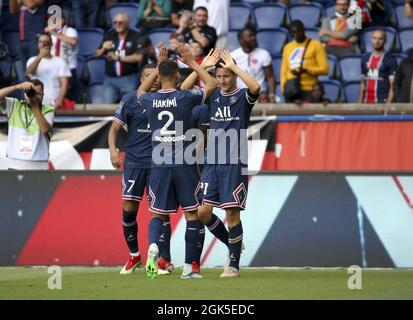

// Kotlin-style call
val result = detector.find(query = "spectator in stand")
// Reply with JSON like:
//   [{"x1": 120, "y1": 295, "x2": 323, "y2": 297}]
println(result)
[
  {"x1": 170, "y1": 0, "x2": 194, "y2": 28},
  {"x1": 305, "y1": 82, "x2": 332, "y2": 104},
  {"x1": 406, "y1": 0, "x2": 413, "y2": 17},
  {"x1": 281, "y1": 20, "x2": 328, "y2": 103},
  {"x1": 358, "y1": 29, "x2": 397, "y2": 104},
  {"x1": 95, "y1": 13, "x2": 152, "y2": 103},
  {"x1": 45, "y1": 12, "x2": 78, "y2": 103},
  {"x1": 176, "y1": 6, "x2": 217, "y2": 55},
  {"x1": 193, "y1": 0, "x2": 229, "y2": 49},
  {"x1": 9, "y1": 0, "x2": 48, "y2": 70},
  {"x1": 319, "y1": 0, "x2": 359, "y2": 57},
  {"x1": 71, "y1": 0, "x2": 102, "y2": 28},
  {"x1": 394, "y1": 49, "x2": 413, "y2": 102},
  {"x1": 137, "y1": 0, "x2": 172, "y2": 30},
  {"x1": 231, "y1": 27, "x2": 276, "y2": 103},
  {"x1": 26, "y1": 33, "x2": 71, "y2": 108}
]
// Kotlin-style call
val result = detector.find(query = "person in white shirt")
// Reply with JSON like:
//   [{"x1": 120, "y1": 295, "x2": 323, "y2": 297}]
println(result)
[
  {"x1": 231, "y1": 27, "x2": 276, "y2": 103},
  {"x1": 26, "y1": 33, "x2": 71, "y2": 108},
  {"x1": 45, "y1": 12, "x2": 78, "y2": 101},
  {"x1": 193, "y1": 0, "x2": 229, "y2": 49}
]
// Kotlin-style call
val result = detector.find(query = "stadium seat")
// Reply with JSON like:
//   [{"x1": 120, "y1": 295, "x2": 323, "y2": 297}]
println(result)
[
  {"x1": 320, "y1": 54, "x2": 337, "y2": 80},
  {"x1": 0, "y1": 4, "x2": 19, "y2": 31},
  {"x1": 360, "y1": 27, "x2": 397, "y2": 53},
  {"x1": 256, "y1": 28, "x2": 288, "y2": 56},
  {"x1": 338, "y1": 54, "x2": 362, "y2": 82},
  {"x1": 0, "y1": 57, "x2": 17, "y2": 85},
  {"x1": 14, "y1": 59, "x2": 26, "y2": 83},
  {"x1": 319, "y1": 79, "x2": 341, "y2": 102},
  {"x1": 77, "y1": 28, "x2": 104, "y2": 59},
  {"x1": 271, "y1": 54, "x2": 283, "y2": 84},
  {"x1": 83, "y1": 58, "x2": 106, "y2": 85},
  {"x1": 288, "y1": 3, "x2": 324, "y2": 28},
  {"x1": 306, "y1": 28, "x2": 321, "y2": 41},
  {"x1": 392, "y1": 53, "x2": 408, "y2": 66},
  {"x1": 228, "y1": 30, "x2": 240, "y2": 51},
  {"x1": 2, "y1": 31, "x2": 21, "y2": 59},
  {"x1": 229, "y1": 4, "x2": 251, "y2": 30},
  {"x1": 395, "y1": 5, "x2": 413, "y2": 29},
  {"x1": 398, "y1": 28, "x2": 413, "y2": 53},
  {"x1": 343, "y1": 81, "x2": 361, "y2": 103},
  {"x1": 147, "y1": 28, "x2": 177, "y2": 46},
  {"x1": 108, "y1": 3, "x2": 140, "y2": 29},
  {"x1": 324, "y1": 5, "x2": 335, "y2": 18},
  {"x1": 252, "y1": 3, "x2": 286, "y2": 30},
  {"x1": 240, "y1": 0, "x2": 262, "y2": 4},
  {"x1": 88, "y1": 84, "x2": 106, "y2": 103}
]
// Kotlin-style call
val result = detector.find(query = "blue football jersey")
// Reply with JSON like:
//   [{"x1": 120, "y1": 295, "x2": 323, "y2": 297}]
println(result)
[
  {"x1": 113, "y1": 92, "x2": 152, "y2": 168},
  {"x1": 206, "y1": 87, "x2": 257, "y2": 165},
  {"x1": 138, "y1": 88, "x2": 205, "y2": 167},
  {"x1": 191, "y1": 104, "x2": 210, "y2": 128}
]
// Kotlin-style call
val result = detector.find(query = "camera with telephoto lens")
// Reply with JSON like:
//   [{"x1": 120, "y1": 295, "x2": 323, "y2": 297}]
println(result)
[{"x1": 25, "y1": 87, "x2": 37, "y2": 98}]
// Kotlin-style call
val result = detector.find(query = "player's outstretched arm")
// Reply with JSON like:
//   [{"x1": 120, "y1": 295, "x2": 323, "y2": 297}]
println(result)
[
  {"x1": 137, "y1": 46, "x2": 169, "y2": 97},
  {"x1": 220, "y1": 50, "x2": 261, "y2": 95},
  {"x1": 108, "y1": 121, "x2": 123, "y2": 168},
  {"x1": 177, "y1": 43, "x2": 216, "y2": 97},
  {"x1": 180, "y1": 48, "x2": 220, "y2": 90}
]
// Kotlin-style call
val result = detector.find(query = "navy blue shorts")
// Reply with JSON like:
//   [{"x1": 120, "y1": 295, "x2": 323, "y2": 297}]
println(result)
[
  {"x1": 148, "y1": 165, "x2": 202, "y2": 214},
  {"x1": 200, "y1": 164, "x2": 248, "y2": 210},
  {"x1": 122, "y1": 167, "x2": 151, "y2": 202}
]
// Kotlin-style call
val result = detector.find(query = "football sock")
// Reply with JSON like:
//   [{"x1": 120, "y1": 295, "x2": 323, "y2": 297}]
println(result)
[
  {"x1": 159, "y1": 221, "x2": 171, "y2": 262},
  {"x1": 185, "y1": 221, "x2": 200, "y2": 264},
  {"x1": 205, "y1": 213, "x2": 229, "y2": 248},
  {"x1": 122, "y1": 209, "x2": 138, "y2": 255},
  {"x1": 148, "y1": 216, "x2": 163, "y2": 248},
  {"x1": 196, "y1": 223, "x2": 206, "y2": 264},
  {"x1": 228, "y1": 222, "x2": 243, "y2": 270}
]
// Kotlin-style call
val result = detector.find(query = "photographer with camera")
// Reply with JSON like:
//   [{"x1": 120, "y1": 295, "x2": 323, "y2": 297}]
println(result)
[
  {"x1": 0, "y1": 79, "x2": 55, "y2": 170},
  {"x1": 26, "y1": 33, "x2": 71, "y2": 109},
  {"x1": 95, "y1": 13, "x2": 154, "y2": 104}
]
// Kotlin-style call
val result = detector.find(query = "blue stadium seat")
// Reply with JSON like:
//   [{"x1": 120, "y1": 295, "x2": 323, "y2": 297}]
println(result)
[
  {"x1": 147, "y1": 28, "x2": 177, "y2": 46},
  {"x1": 398, "y1": 28, "x2": 413, "y2": 52},
  {"x1": 288, "y1": 3, "x2": 324, "y2": 28},
  {"x1": 306, "y1": 28, "x2": 320, "y2": 41},
  {"x1": 229, "y1": 4, "x2": 251, "y2": 30},
  {"x1": 338, "y1": 54, "x2": 362, "y2": 82},
  {"x1": 343, "y1": 81, "x2": 361, "y2": 103},
  {"x1": 228, "y1": 30, "x2": 240, "y2": 51},
  {"x1": 320, "y1": 54, "x2": 337, "y2": 80},
  {"x1": 324, "y1": 5, "x2": 335, "y2": 18},
  {"x1": 256, "y1": 28, "x2": 288, "y2": 56},
  {"x1": 84, "y1": 58, "x2": 106, "y2": 85},
  {"x1": 0, "y1": 4, "x2": 19, "y2": 31},
  {"x1": 395, "y1": 5, "x2": 413, "y2": 29},
  {"x1": 108, "y1": 3, "x2": 140, "y2": 29},
  {"x1": 88, "y1": 84, "x2": 106, "y2": 103},
  {"x1": 360, "y1": 27, "x2": 397, "y2": 53},
  {"x1": 240, "y1": 0, "x2": 262, "y2": 4},
  {"x1": 77, "y1": 28, "x2": 104, "y2": 59},
  {"x1": 0, "y1": 57, "x2": 17, "y2": 85},
  {"x1": 2, "y1": 31, "x2": 21, "y2": 59},
  {"x1": 320, "y1": 79, "x2": 341, "y2": 102},
  {"x1": 392, "y1": 53, "x2": 408, "y2": 65},
  {"x1": 271, "y1": 54, "x2": 283, "y2": 83},
  {"x1": 14, "y1": 59, "x2": 26, "y2": 83},
  {"x1": 252, "y1": 4, "x2": 286, "y2": 30}
]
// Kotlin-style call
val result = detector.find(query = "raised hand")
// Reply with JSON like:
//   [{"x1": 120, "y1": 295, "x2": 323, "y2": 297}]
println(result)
[
  {"x1": 219, "y1": 50, "x2": 236, "y2": 70},
  {"x1": 18, "y1": 82, "x2": 35, "y2": 91},
  {"x1": 176, "y1": 42, "x2": 194, "y2": 65},
  {"x1": 201, "y1": 48, "x2": 221, "y2": 69},
  {"x1": 158, "y1": 44, "x2": 169, "y2": 64}
]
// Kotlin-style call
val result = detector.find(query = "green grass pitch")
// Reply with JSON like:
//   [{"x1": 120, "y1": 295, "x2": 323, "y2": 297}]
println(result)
[{"x1": 0, "y1": 267, "x2": 412, "y2": 300}]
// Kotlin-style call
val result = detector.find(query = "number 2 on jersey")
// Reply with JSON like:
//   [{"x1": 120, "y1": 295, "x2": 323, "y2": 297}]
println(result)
[{"x1": 158, "y1": 111, "x2": 176, "y2": 136}]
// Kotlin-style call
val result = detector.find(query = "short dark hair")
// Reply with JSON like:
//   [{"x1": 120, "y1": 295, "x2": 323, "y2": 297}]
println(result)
[
  {"x1": 158, "y1": 60, "x2": 178, "y2": 78},
  {"x1": 194, "y1": 6, "x2": 208, "y2": 14},
  {"x1": 289, "y1": 20, "x2": 305, "y2": 32},
  {"x1": 238, "y1": 26, "x2": 256, "y2": 41},
  {"x1": 214, "y1": 59, "x2": 237, "y2": 73},
  {"x1": 38, "y1": 32, "x2": 52, "y2": 43},
  {"x1": 141, "y1": 63, "x2": 157, "y2": 73},
  {"x1": 29, "y1": 79, "x2": 44, "y2": 91}
]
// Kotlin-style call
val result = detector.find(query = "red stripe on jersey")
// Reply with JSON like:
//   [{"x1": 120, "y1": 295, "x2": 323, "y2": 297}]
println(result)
[
  {"x1": 19, "y1": 10, "x2": 25, "y2": 41},
  {"x1": 365, "y1": 54, "x2": 383, "y2": 103}
]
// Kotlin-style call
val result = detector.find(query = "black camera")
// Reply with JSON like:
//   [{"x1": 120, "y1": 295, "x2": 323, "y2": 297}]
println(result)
[{"x1": 25, "y1": 88, "x2": 37, "y2": 98}]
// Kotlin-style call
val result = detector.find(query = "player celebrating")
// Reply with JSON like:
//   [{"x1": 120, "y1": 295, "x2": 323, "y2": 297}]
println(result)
[
  {"x1": 138, "y1": 43, "x2": 216, "y2": 279},
  {"x1": 108, "y1": 63, "x2": 173, "y2": 275},
  {"x1": 197, "y1": 50, "x2": 261, "y2": 278}
]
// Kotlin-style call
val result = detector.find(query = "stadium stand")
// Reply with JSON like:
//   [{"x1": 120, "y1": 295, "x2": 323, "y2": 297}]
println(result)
[
  {"x1": 338, "y1": 54, "x2": 363, "y2": 82},
  {"x1": 256, "y1": 28, "x2": 289, "y2": 56},
  {"x1": 147, "y1": 28, "x2": 177, "y2": 47},
  {"x1": 108, "y1": 3, "x2": 140, "y2": 29},
  {"x1": 252, "y1": 3, "x2": 287, "y2": 30},
  {"x1": 288, "y1": 3, "x2": 324, "y2": 28},
  {"x1": 77, "y1": 28, "x2": 104, "y2": 59},
  {"x1": 343, "y1": 81, "x2": 361, "y2": 103},
  {"x1": 320, "y1": 79, "x2": 341, "y2": 102},
  {"x1": 229, "y1": 4, "x2": 252, "y2": 31}
]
